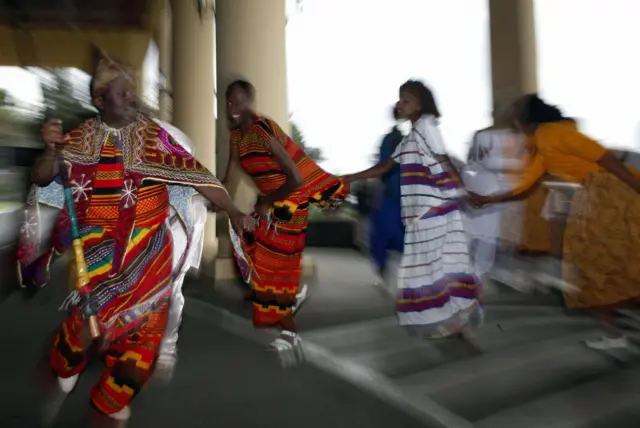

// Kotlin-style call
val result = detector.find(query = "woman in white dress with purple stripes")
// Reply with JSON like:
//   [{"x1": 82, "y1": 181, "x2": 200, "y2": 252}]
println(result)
[{"x1": 343, "y1": 80, "x2": 483, "y2": 337}]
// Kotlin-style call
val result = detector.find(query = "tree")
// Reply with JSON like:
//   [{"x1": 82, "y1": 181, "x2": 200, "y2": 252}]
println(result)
[
  {"x1": 0, "y1": 89, "x2": 14, "y2": 108},
  {"x1": 291, "y1": 122, "x2": 325, "y2": 163},
  {"x1": 35, "y1": 68, "x2": 96, "y2": 132}
]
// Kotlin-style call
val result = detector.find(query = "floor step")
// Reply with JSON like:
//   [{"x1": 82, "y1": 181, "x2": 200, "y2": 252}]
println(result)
[
  {"x1": 355, "y1": 316, "x2": 600, "y2": 378},
  {"x1": 396, "y1": 330, "x2": 617, "y2": 421},
  {"x1": 475, "y1": 367, "x2": 640, "y2": 428}
]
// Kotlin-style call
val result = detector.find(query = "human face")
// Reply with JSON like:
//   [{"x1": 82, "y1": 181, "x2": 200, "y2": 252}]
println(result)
[
  {"x1": 396, "y1": 90, "x2": 421, "y2": 122},
  {"x1": 94, "y1": 75, "x2": 137, "y2": 127},
  {"x1": 226, "y1": 87, "x2": 253, "y2": 128}
]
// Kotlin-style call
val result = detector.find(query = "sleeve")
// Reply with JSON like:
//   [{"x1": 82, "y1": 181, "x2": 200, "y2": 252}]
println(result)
[
  {"x1": 392, "y1": 135, "x2": 416, "y2": 165},
  {"x1": 541, "y1": 123, "x2": 607, "y2": 162},
  {"x1": 155, "y1": 119, "x2": 194, "y2": 155},
  {"x1": 467, "y1": 132, "x2": 479, "y2": 163},
  {"x1": 422, "y1": 120, "x2": 447, "y2": 155},
  {"x1": 511, "y1": 152, "x2": 546, "y2": 195},
  {"x1": 256, "y1": 118, "x2": 289, "y2": 148}
]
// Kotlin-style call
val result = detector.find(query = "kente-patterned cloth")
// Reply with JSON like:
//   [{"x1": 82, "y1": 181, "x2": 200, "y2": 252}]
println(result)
[
  {"x1": 18, "y1": 114, "x2": 221, "y2": 289},
  {"x1": 231, "y1": 115, "x2": 349, "y2": 327},
  {"x1": 392, "y1": 114, "x2": 482, "y2": 332},
  {"x1": 563, "y1": 171, "x2": 640, "y2": 308},
  {"x1": 17, "y1": 114, "x2": 222, "y2": 415}
]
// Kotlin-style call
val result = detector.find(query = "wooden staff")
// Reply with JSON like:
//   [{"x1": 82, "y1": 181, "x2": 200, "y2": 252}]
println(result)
[{"x1": 56, "y1": 145, "x2": 101, "y2": 339}]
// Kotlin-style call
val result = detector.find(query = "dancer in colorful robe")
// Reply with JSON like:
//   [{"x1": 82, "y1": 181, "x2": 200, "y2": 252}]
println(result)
[
  {"x1": 223, "y1": 80, "x2": 349, "y2": 358},
  {"x1": 343, "y1": 80, "x2": 482, "y2": 337},
  {"x1": 17, "y1": 56, "x2": 254, "y2": 424}
]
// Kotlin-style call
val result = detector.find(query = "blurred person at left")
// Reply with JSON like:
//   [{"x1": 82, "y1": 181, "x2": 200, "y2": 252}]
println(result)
[
  {"x1": 17, "y1": 54, "x2": 253, "y2": 426},
  {"x1": 369, "y1": 105, "x2": 405, "y2": 286}
]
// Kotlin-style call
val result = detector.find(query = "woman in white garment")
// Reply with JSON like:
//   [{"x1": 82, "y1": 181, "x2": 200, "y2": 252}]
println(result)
[
  {"x1": 460, "y1": 104, "x2": 527, "y2": 285},
  {"x1": 343, "y1": 80, "x2": 482, "y2": 337}
]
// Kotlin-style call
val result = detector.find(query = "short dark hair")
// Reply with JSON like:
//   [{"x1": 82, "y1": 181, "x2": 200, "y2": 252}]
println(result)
[
  {"x1": 226, "y1": 79, "x2": 255, "y2": 100},
  {"x1": 400, "y1": 80, "x2": 441, "y2": 118},
  {"x1": 517, "y1": 94, "x2": 564, "y2": 125}
]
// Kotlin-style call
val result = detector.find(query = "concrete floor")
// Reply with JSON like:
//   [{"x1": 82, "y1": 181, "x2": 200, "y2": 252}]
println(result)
[{"x1": 0, "y1": 260, "x2": 433, "y2": 428}]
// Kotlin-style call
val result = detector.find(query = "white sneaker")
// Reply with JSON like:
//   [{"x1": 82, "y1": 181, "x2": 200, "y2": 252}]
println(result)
[
  {"x1": 57, "y1": 374, "x2": 79, "y2": 394},
  {"x1": 292, "y1": 284, "x2": 308, "y2": 313},
  {"x1": 108, "y1": 406, "x2": 131, "y2": 421},
  {"x1": 585, "y1": 335, "x2": 629, "y2": 350}
]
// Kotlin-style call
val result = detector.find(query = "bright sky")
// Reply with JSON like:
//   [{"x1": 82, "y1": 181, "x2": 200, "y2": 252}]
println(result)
[
  {"x1": 286, "y1": 0, "x2": 640, "y2": 173},
  {"x1": 1, "y1": 0, "x2": 638, "y2": 175}
]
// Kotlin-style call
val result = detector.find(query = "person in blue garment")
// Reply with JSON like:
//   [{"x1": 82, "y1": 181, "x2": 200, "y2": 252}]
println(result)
[{"x1": 369, "y1": 106, "x2": 405, "y2": 282}]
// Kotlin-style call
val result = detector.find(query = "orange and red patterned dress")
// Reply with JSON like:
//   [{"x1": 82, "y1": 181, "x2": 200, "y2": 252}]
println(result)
[{"x1": 231, "y1": 116, "x2": 349, "y2": 327}]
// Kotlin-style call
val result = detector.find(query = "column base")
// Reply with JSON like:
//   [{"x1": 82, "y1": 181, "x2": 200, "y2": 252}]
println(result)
[{"x1": 213, "y1": 255, "x2": 317, "y2": 283}]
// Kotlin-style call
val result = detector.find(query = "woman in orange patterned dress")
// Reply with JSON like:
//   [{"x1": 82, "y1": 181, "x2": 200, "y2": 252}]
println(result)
[
  {"x1": 470, "y1": 94, "x2": 640, "y2": 350},
  {"x1": 223, "y1": 80, "x2": 349, "y2": 358}
]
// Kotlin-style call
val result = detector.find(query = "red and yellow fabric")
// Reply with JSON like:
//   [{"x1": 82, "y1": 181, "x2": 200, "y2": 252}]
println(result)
[
  {"x1": 51, "y1": 134, "x2": 173, "y2": 414},
  {"x1": 17, "y1": 115, "x2": 223, "y2": 415},
  {"x1": 231, "y1": 115, "x2": 349, "y2": 327}
]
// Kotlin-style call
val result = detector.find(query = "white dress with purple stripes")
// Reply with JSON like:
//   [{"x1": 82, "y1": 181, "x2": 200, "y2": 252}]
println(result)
[{"x1": 392, "y1": 115, "x2": 482, "y2": 328}]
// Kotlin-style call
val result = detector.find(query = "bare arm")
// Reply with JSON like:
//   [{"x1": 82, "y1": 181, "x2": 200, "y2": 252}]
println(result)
[
  {"x1": 221, "y1": 137, "x2": 240, "y2": 188},
  {"x1": 32, "y1": 146, "x2": 59, "y2": 185},
  {"x1": 261, "y1": 137, "x2": 303, "y2": 205},
  {"x1": 195, "y1": 185, "x2": 255, "y2": 232},
  {"x1": 598, "y1": 151, "x2": 640, "y2": 193},
  {"x1": 344, "y1": 158, "x2": 397, "y2": 182},
  {"x1": 195, "y1": 186, "x2": 242, "y2": 215},
  {"x1": 33, "y1": 119, "x2": 63, "y2": 185}
]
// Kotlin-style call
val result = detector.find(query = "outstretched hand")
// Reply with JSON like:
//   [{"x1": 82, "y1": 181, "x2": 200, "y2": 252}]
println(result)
[
  {"x1": 230, "y1": 211, "x2": 255, "y2": 233},
  {"x1": 41, "y1": 118, "x2": 64, "y2": 150},
  {"x1": 340, "y1": 174, "x2": 357, "y2": 183},
  {"x1": 466, "y1": 192, "x2": 491, "y2": 208}
]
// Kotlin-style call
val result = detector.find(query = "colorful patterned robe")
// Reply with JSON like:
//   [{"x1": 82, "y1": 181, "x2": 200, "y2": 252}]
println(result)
[
  {"x1": 16, "y1": 114, "x2": 221, "y2": 414},
  {"x1": 231, "y1": 115, "x2": 349, "y2": 327}
]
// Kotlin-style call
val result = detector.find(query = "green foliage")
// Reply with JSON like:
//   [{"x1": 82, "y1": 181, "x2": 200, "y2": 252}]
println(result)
[
  {"x1": 0, "y1": 89, "x2": 14, "y2": 108},
  {"x1": 290, "y1": 121, "x2": 325, "y2": 163},
  {"x1": 36, "y1": 68, "x2": 96, "y2": 132}
]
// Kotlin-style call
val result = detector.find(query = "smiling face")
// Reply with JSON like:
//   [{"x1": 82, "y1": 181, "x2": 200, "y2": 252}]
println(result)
[
  {"x1": 226, "y1": 86, "x2": 254, "y2": 129},
  {"x1": 93, "y1": 75, "x2": 137, "y2": 127},
  {"x1": 395, "y1": 89, "x2": 422, "y2": 122}
]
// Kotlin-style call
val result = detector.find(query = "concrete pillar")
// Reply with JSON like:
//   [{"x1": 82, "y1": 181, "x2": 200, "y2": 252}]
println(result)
[
  {"x1": 488, "y1": 0, "x2": 537, "y2": 113},
  {"x1": 171, "y1": 0, "x2": 218, "y2": 275},
  {"x1": 489, "y1": 0, "x2": 552, "y2": 255},
  {"x1": 214, "y1": 0, "x2": 291, "y2": 279},
  {"x1": 157, "y1": 2, "x2": 173, "y2": 122}
]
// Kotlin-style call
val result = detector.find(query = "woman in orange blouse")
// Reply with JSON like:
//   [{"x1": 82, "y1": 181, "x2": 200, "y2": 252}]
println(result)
[{"x1": 471, "y1": 94, "x2": 640, "y2": 350}]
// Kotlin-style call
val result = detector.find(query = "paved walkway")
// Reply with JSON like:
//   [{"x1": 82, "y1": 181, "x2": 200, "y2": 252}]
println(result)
[
  {"x1": 188, "y1": 248, "x2": 640, "y2": 428},
  {"x1": 0, "y1": 261, "x2": 433, "y2": 428},
  {"x1": 4, "y1": 247, "x2": 640, "y2": 427}
]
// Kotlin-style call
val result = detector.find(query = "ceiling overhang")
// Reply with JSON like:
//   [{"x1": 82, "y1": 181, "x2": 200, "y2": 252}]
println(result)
[{"x1": 0, "y1": 0, "x2": 164, "y2": 72}]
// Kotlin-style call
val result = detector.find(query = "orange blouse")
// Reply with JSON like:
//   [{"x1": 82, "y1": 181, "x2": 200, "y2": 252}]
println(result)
[{"x1": 513, "y1": 121, "x2": 608, "y2": 195}]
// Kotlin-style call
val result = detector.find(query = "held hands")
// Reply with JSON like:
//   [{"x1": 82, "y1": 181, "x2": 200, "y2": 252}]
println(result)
[
  {"x1": 466, "y1": 192, "x2": 492, "y2": 208},
  {"x1": 229, "y1": 210, "x2": 255, "y2": 233},
  {"x1": 340, "y1": 174, "x2": 357, "y2": 183},
  {"x1": 41, "y1": 118, "x2": 64, "y2": 150}
]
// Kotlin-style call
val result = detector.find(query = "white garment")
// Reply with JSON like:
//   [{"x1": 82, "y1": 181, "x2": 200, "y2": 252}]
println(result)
[
  {"x1": 461, "y1": 129, "x2": 527, "y2": 275},
  {"x1": 393, "y1": 115, "x2": 480, "y2": 327}
]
